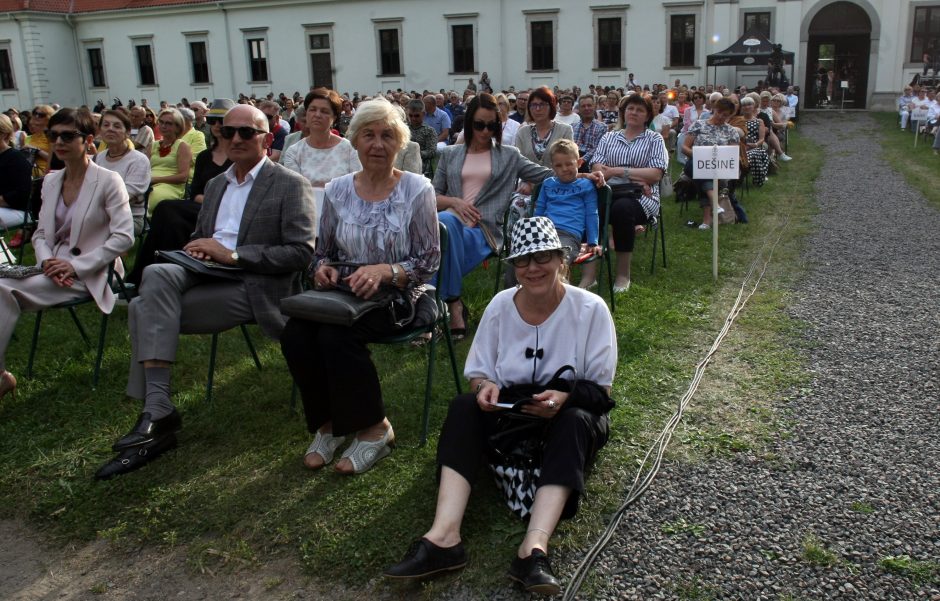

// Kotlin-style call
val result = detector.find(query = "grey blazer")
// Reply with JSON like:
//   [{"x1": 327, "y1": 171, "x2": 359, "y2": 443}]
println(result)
[
  {"x1": 514, "y1": 122, "x2": 574, "y2": 167},
  {"x1": 433, "y1": 143, "x2": 551, "y2": 251},
  {"x1": 196, "y1": 158, "x2": 316, "y2": 339}
]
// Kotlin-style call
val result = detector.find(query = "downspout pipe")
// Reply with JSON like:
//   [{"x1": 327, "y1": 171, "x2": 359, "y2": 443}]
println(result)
[{"x1": 217, "y1": 2, "x2": 236, "y2": 98}]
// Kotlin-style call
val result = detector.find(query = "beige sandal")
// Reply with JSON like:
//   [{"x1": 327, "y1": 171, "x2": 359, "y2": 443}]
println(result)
[
  {"x1": 337, "y1": 426, "x2": 395, "y2": 474},
  {"x1": 304, "y1": 431, "x2": 346, "y2": 469}
]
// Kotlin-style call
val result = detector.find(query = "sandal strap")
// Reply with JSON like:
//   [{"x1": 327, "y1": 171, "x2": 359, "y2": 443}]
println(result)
[
  {"x1": 305, "y1": 431, "x2": 346, "y2": 465},
  {"x1": 340, "y1": 427, "x2": 395, "y2": 474}
]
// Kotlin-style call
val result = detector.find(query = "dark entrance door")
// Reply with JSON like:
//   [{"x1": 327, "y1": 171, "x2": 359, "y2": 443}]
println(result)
[{"x1": 804, "y1": 1, "x2": 872, "y2": 109}]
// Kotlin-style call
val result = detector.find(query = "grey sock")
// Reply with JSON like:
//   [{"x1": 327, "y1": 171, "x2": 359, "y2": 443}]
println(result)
[{"x1": 143, "y1": 366, "x2": 175, "y2": 420}]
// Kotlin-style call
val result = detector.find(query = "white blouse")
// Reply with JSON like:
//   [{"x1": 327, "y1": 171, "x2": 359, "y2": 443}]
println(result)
[{"x1": 465, "y1": 285, "x2": 617, "y2": 388}]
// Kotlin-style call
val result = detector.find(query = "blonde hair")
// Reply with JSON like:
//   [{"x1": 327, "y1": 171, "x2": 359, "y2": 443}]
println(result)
[
  {"x1": 548, "y1": 138, "x2": 579, "y2": 162},
  {"x1": 157, "y1": 107, "x2": 185, "y2": 136},
  {"x1": 0, "y1": 114, "x2": 13, "y2": 143},
  {"x1": 346, "y1": 97, "x2": 410, "y2": 152}
]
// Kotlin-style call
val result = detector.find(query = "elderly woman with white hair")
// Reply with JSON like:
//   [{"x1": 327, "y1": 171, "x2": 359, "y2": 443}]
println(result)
[
  {"x1": 148, "y1": 107, "x2": 193, "y2": 205},
  {"x1": 280, "y1": 98, "x2": 441, "y2": 476}
]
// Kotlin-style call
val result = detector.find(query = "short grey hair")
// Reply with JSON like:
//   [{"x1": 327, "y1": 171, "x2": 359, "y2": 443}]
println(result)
[
  {"x1": 346, "y1": 97, "x2": 410, "y2": 152},
  {"x1": 740, "y1": 96, "x2": 756, "y2": 107},
  {"x1": 178, "y1": 107, "x2": 195, "y2": 123}
]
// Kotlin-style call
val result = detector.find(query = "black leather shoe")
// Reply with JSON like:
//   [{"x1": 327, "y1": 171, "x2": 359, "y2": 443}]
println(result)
[
  {"x1": 95, "y1": 433, "x2": 177, "y2": 481},
  {"x1": 508, "y1": 548, "x2": 561, "y2": 595},
  {"x1": 384, "y1": 538, "x2": 467, "y2": 579},
  {"x1": 112, "y1": 410, "x2": 182, "y2": 452}
]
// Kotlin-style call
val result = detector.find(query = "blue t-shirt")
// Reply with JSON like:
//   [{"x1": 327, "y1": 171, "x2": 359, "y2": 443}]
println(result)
[
  {"x1": 534, "y1": 177, "x2": 599, "y2": 245},
  {"x1": 424, "y1": 108, "x2": 452, "y2": 136}
]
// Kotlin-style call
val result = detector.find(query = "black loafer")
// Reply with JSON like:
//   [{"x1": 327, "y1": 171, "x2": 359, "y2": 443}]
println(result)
[
  {"x1": 95, "y1": 433, "x2": 178, "y2": 481},
  {"x1": 112, "y1": 410, "x2": 182, "y2": 452},
  {"x1": 508, "y1": 548, "x2": 561, "y2": 595},
  {"x1": 384, "y1": 538, "x2": 467, "y2": 579}
]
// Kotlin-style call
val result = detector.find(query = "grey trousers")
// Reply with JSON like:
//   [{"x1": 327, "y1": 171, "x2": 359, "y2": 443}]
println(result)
[{"x1": 126, "y1": 263, "x2": 252, "y2": 399}]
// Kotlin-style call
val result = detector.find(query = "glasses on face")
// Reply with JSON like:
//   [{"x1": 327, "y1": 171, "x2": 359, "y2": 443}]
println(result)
[
  {"x1": 560, "y1": 99, "x2": 573, "y2": 104},
  {"x1": 472, "y1": 120, "x2": 500, "y2": 132},
  {"x1": 220, "y1": 125, "x2": 266, "y2": 140},
  {"x1": 45, "y1": 129, "x2": 85, "y2": 143},
  {"x1": 158, "y1": 119, "x2": 176, "y2": 128},
  {"x1": 32, "y1": 111, "x2": 49, "y2": 119},
  {"x1": 528, "y1": 102, "x2": 548, "y2": 110},
  {"x1": 509, "y1": 250, "x2": 556, "y2": 268}
]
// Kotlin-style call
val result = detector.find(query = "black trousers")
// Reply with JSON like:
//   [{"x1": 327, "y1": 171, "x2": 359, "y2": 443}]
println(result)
[
  {"x1": 279, "y1": 310, "x2": 401, "y2": 437},
  {"x1": 600, "y1": 193, "x2": 649, "y2": 253},
  {"x1": 128, "y1": 199, "x2": 201, "y2": 285},
  {"x1": 436, "y1": 393, "x2": 609, "y2": 519}
]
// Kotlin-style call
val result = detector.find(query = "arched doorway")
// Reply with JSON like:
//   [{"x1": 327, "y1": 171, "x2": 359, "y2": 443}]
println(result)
[{"x1": 804, "y1": 1, "x2": 872, "y2": 108}]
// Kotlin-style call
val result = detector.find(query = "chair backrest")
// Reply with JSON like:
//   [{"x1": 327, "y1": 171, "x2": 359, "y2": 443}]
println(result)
[
  {"x1": 596, "y1": 185, "x2": 612, "y2": 245},
  {"x1": 27, "y1": 177, "x2": 44, "y2": 221}
]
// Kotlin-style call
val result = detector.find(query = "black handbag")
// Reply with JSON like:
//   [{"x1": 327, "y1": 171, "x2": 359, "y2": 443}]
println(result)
[{"x1": 279, "y1": 262, "x2": 416, "y2": 328}]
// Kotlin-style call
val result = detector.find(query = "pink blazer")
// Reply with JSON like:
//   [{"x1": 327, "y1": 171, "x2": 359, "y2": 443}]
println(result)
[{"x1": 32, "y1": 161, "x2": 135, "y2": 313}]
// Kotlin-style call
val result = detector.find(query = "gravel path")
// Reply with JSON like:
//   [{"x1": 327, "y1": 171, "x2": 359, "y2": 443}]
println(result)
[{"x1": 578, "y1": 113, "x2": 940, "y2": 600}]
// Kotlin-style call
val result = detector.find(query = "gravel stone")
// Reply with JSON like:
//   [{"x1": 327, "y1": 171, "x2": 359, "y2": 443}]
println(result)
[{"x1": 553, "y1": 113, "x2": 940, "y2": 600}]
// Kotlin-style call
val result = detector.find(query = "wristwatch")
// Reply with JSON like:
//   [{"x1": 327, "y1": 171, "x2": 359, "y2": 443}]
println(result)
[
  {"x1": 231, "y1": 251, "x2": 239, "y2": 264},
  {"x1": 390, "y1": 263, "x2": 401, "y2": 286}
]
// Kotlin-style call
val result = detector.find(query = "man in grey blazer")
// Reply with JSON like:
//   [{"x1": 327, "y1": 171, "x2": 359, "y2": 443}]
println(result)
[{"x1": 96, "y1": 104, "x2": 317, "y2": 480}]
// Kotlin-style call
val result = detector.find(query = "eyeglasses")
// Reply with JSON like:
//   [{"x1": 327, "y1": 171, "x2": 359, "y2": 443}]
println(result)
[
  {"x1": 509, "y1": 250, "x2": 557, "y2": 268},
  {"x1": 158, "y1": 120, "x2": 177, "y2": 127},
  {"x1": 220, "y1": 125, "x2": 267, "y2": 140},
  {"x1": 45, "y1": 129, "x2": 86, "y2": 143},
  {"x1": 472, "y1": 120, "x2": 500, "y2": 132},
  {"x1": 528, "y1": 102, "x2": 548, "y2": 110},
  {"x1": 32, "y1": 111, "x2": 49, "y2": 118},
  {"x1": 264, "y1": 113, "x2": 278, "y2": 121}
]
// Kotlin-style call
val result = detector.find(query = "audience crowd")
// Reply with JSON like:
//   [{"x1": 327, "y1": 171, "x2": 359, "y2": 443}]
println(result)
[{"x1": 0, "y1": 72, "x2": 815, "y2": 596}]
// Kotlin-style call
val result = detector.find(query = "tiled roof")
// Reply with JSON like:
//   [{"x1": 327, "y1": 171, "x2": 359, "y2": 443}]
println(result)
[{"x1": 0, "y1": 0, "x2": 216, "y2": 13}]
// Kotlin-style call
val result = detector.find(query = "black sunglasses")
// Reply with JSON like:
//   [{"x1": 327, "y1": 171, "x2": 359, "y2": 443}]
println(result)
[
  {"x1": 508, "y1": 250, "x2": 557, "y2": 268},
  {"x1": 220, "y1": 126, "x2": 267, "y2": 140},
  {"x1": 45, "y1": 129, "x2": 86, "y2": 143},
  {"x1": 32, "y1": 111, "x2": 49, "y2": 118},
  {"x1": 472, "y1": 120, "x2": 500, "y2": 133}
]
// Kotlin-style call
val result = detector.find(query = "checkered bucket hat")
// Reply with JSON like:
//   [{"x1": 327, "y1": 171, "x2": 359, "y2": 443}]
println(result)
[{"x1": 506, "y1": 216, "x2": 569, "y2": 261}]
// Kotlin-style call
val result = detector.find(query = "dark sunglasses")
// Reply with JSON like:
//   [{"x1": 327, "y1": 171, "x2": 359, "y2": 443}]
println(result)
[
  {"x1": 472, "y1": 120, "x2": 500, "y2": 133},
  {"x1": 508, "y1": 250, "x2": 557, "y2": 268},
  {"x1": 45, "y1": 129, "x2": 86, "y2": 143},
  {"x1": 206, "y1": 117, "x2": 224, "y2": 124},
  {"x1": 220, "y1": 125, "x2": 267, "y2": 140},
  {"x1": 32, "y1": 111, "x2": 49, "y2": 118}
]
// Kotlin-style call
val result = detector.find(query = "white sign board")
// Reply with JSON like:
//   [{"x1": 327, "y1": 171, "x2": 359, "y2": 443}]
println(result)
[
  {"x1": 911, "y1": 108, "x2": 930, "y2": 122},
  {"x1": 692, "y1": 145, "x2": 740, "y2": 180},
  {"x1": 841, "y1": 80, "x2": 849, "y2": 89}
]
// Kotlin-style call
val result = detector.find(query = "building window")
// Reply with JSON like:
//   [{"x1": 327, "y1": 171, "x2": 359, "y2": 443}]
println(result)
[
  {"x1": 247, "y1": 37, "x2": 268, "y2": 82},
  {"x1": 744, "y1": 11, "x2": 772, "y2": 38},
  {"x1": 670, "y1": 14, "x2": 696, "y2": 67},
  {"x1": 378, "y1": 28, "x2": 401, "y2": 75},
  {"x1": 452, "y1": 24, "x2": 474, "y2": 73},
  {"x1": 307, "y1": 28, "x2": 334, "y2": 89},
  {"x1": 135, "y1": 43, "x2": 156, "y2": 86},
  {"x1": 189, "y1": 40, "x2": 210, "y2": 84},
  {"x1": 87, "y1": 48, "x2": 106, "y2": 87},
  {"x1": 911, "y1": 6, "x2": 940, "y2": 63},
  {"x1": 531, "y1": 21, "x2": 554, "y2": 70},
  {"x1": 0, "y1": 46, "x2": 14, "y2": 90},
  {"x1": 597, "y1": 17, "x2": 622, "y2": 69}
]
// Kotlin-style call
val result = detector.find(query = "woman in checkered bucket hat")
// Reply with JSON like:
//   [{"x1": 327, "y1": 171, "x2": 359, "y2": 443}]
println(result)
[{"x1": 385, "y1": 217, "x2": 618, "y2": 595}]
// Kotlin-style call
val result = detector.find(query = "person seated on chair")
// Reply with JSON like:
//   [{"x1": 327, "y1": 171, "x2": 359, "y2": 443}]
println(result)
[
  {"x1": 384, "y1": 216, "x2": 617, "y2": 596},
  {"x1": 0, "y1": 114, "x2": 33, "y2": 232},
  {"x1": 147, "y1": 108, "x2": 192, "y2": 207},
  {"x1": 94, "y1": 104, "x2": 317, "y2": 480},
  {"x1": 0, "y1": 108, "x2": 134, "y2": 403},
  {"x1": 585, "y1": 93, "x2": 668, "y2": 292},
  {"x1": 94, "y1": 109, "x2": 151, "y2": 236},
  {"x1": 126, "y1": 99, "x2": 236, "y2": 287},
  {"x1": 279, "y1": 98, "x2": 440, "y2": 475},
  {"x1": 533, "y1": 139, "x2": 600, "y2": 266}
]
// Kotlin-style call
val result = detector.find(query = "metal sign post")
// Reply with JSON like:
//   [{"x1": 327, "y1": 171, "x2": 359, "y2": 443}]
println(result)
[
  {"x1": 692, "y1": 145, "x2": 740, "y2": 282},
  {"x1": 912, "y1": 108, "x2": 929, "y2": 148}
]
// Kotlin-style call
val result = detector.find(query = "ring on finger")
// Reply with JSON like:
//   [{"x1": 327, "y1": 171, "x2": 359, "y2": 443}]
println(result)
[{"x1": 547, "y1": 400, "x2": 557, "y2": 409}]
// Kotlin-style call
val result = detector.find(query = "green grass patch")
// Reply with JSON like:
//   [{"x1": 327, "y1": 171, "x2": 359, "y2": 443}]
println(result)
[
  {"x1": 802, "y1": 534, "x2": 841, "y2": 567},
  {"x1": 661, "y1": 517, "x2": 706, "y2": 537},
  {"x1": 850, "y1": 501, "x2": 875, "y2": 514},
  {"x1": 0, "y1": 129, "x2": 822, "y2": 594},
  {"x1": 879, "y1": 555, "x2": 940, "y2": 584},
  {"x1": 872, "y1": 112, "x2": 940, "y2": 210}
]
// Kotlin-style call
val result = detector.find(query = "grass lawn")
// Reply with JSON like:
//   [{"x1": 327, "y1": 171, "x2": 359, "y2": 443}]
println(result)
[
  {"x1": 0, "y1": 129, "x2": 821, "y2": 598},
  {"x1": 872, "y1": 111, "x2": 940, "y2": 210}
]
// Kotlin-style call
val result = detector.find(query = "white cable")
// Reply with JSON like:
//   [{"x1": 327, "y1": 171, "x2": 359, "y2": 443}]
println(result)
[{"x1": 563, "y1": 215, "x2": 791, "y2": 600}]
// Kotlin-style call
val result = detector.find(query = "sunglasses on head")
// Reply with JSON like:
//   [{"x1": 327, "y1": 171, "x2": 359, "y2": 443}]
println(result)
[
  {"x1": 220, "y1": 125, "x2": 266, "y2": 140},
  {"x1": 472, "y1": 120, "x2": 500, "y2": 133},
  {"x1": 45, "y1": 129, "x2": 86, "y2": 143},
  {"x1": 508, "y1": 250, "x2": 557, "y2": 268}
]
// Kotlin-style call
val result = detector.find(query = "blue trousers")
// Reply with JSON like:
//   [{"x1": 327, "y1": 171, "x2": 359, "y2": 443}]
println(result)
[{"x1": 435, "y1": 211, "x2": 494, "y2": 300}]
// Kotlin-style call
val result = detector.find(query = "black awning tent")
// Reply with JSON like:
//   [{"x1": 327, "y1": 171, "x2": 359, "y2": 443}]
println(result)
[{"x1": 706, "y1": 29, "x2": 795, "y2": 87}]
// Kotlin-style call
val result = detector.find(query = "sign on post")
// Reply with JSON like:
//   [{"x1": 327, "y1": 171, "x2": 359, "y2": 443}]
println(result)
[
  {"x1": 911, "y1": 107, "x2": 929, "y2": 148},
  {"x1": 692, "y1": 145, "x2": 740, "y2": 282}
]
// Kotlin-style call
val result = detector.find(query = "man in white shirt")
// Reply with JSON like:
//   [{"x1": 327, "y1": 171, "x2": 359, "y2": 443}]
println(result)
[
  {"x1": 96, "y1": 104, "x2": 317, "y2": 480},
  {"x1": 898, "y1": 86, "x2": 915, "y2": 130},
  {"x1": 786, "y1": 86, "x2": 799, "y2": 122}
]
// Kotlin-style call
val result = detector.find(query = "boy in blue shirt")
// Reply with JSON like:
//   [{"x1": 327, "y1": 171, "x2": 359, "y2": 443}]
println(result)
[{"x1": 534, "y1": 139, "x2": 602, "y2": 265}]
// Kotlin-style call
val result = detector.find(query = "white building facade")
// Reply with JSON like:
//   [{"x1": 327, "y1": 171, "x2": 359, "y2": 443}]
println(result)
[{"x1": 0, "y1": 0, "x2": 935, "y2": 111}]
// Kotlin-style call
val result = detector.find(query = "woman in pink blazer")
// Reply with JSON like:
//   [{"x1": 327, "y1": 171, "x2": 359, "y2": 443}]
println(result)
[{"x1": 0, "y1": 108, "x2": 134, "y2": 400}]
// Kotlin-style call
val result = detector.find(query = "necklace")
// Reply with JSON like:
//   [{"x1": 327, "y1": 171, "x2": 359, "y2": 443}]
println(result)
[
  {"x1": 107, "y1": 146, "x2": 129, "y2": 160},
  {"x1": 158, "y1": 140, "x2": 173, "y2": 157}
]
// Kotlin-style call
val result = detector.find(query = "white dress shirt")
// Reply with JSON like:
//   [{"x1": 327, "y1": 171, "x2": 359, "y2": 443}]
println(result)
[{"x1": 213, "y1": 157, "x2": 267, "y2": 250}]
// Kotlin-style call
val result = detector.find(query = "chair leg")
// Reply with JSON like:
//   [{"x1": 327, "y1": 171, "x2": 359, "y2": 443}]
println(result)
[
  {"x1": 240, "y1": 324, "x2": 262, "y2": 370},
  {"x1": 422, "y1": 333, "x2": 437, "y2": 446},
  {"x1": 206, "y1": 333, "x2": 219, "y2": 404},
  {"x1": 290, "y1": 382, "x2": 298, "y2": 413},
  {"x1": 27, "y1": 310, "x2": 43, "y2": 378},
  {"x1": 605, "y1": 252, "x2": 616, "y2": 312},
  {"x1": 93, "y1": 313, "x2": 108, "y2": 388},
  {"x1": 68, "y1": 307, "x2": 91, "y2": 346},
  {"x1": 493, "y1": 260, "x2": 503, "y2": 296},
  {"x1": 660, "y1": 214, "x2": 668, "y2": 269}
]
